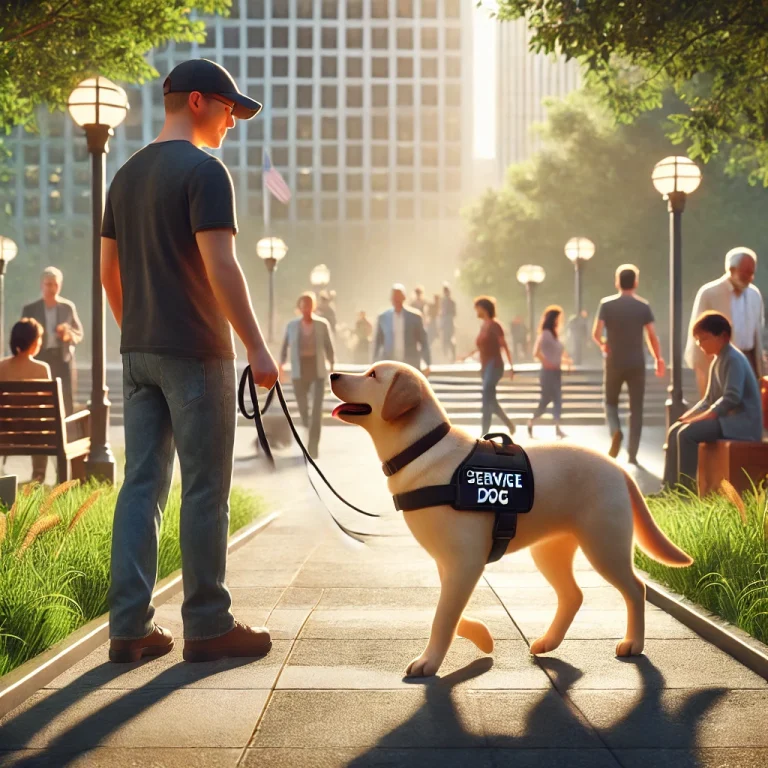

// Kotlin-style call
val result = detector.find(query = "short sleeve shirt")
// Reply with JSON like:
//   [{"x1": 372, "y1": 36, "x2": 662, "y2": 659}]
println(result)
[
  {"x1": 477, "y1": 319, "x2": 505, "y2": 369},
  {"x1": 597, "y1": 294, "x2": 654, "y2": 369},
  {"x1": 101, "y1": 140, "x2": 238, "y2": 359}
]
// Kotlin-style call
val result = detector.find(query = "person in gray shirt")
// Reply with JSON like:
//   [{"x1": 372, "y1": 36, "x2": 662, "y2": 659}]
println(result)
[
  {"x1": 663, "y1": 311, "x2": 763, "y2": 491},
  {"x1": 593, "y1": 264, "x2": 666, "y2": 464}
]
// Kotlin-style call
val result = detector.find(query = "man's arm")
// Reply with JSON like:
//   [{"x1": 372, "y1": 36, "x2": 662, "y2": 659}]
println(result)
[
  {"x1": 101, "y1": 236, "x2": 123, "y2": 329},
  {"x1": 195, "y1": 229, "x2": 277, "y2": 388},
  {"x1": 323, "y1": 321, "x2": 336, "y2": 370},
  {"x1": 67, "y1": 300, "x2": 84, "y2": 345},
  {"x1": 592, "y1": 317, "x2": 606, "y2": 351},
  {"x1": 644, "y1": 322, "x2": 666, "y2": 376},
  {"x1": 684, "y1": 286, "x2": 706, "y2": 368},
  {"x1": 279, "y1": 324, "x2": 290, "y2": 366},
  {"x1": 709, "y1": 353, "x2": 746, "y2": 416},
  {"x1": 418, "y1": 315, "x2": 431, "y2": 367},
  {"x1": 373, "y1": 317, "x2": 384, "y2": 362}
]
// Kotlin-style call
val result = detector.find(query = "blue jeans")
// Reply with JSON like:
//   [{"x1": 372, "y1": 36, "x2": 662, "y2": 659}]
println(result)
[
  {"x1": 108, "y1": 353, "x2": 237, "y2": 641},
  {"x1": 481, "y1": 361, "x2": 514, "y2": 435},
  {"x1": 532, "y1": 368, "x2": 562, "y2": 421}
]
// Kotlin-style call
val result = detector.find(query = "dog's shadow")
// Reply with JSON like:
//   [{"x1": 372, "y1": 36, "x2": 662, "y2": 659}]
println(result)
[{"x1": 344, "y1": 654, "x2": 727, "y2": 766}]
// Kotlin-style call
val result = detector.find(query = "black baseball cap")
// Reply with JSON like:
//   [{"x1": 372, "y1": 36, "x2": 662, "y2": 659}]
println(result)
[{"x1": 163, "y1": 58, "x2": 262, "y2": 119}]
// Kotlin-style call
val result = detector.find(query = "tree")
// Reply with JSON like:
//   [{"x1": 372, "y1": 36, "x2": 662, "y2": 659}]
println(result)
[
  {"x1": 459, "y1": 90, "x2": 768, "y2": 341},
  {"x1": 492, "y1": 0, "x2": 768, "y2": 184},
  {"x1": 0, "y1": 0, "x2": 230, "y2": 133}
]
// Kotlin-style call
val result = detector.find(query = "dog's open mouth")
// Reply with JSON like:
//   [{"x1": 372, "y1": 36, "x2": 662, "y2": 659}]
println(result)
[{"x1": 331, "y1": 402, "x2": 372, "y2": 418}]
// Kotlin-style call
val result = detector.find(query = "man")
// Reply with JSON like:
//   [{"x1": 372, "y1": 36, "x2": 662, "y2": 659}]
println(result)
[
  {"x1": 373, "y1": 283, "x2": 431, "y2": 373},
  {"x1": 315, "y1": 290, "x2": 337, "y2": 336},
  {"x1": 439, "y1": 282, "x2": 457, "y2": 362},
  {"x1": 410, "y1": 285, "x2": 427, "y2": 314},
  {"x1": 279, "y1": 292, "x2": 335, "y2": 459},
  {"x1": 664, "y1": 311, "x2": 762, "y2": 491},
  {"x1": 685, "y1": 247, "x2": 764, "y2": 398},
  {"x1": 593, "y1": 264, "x2": 665, "y2": 464},
  {"x1": 100, "y1": 58, "x2": 278, "y2": 664},
  {"x1": 21, "y1": 266, "x2": 83, "y2": 416}
]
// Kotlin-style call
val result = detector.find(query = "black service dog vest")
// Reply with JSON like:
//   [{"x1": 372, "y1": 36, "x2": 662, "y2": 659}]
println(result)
[{"x1": 391, "y1": 432, "x2": 534, "y2": 563}]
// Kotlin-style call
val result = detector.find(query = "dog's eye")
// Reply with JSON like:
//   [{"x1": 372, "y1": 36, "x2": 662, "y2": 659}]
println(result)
[{"x1": 369, "y1": 369, "x2": 376, "y2": 378}]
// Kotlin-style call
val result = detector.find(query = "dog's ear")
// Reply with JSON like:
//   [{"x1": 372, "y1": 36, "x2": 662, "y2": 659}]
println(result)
[{"x1": 381, "y1": 370, "x2": 422, "y2": 422}]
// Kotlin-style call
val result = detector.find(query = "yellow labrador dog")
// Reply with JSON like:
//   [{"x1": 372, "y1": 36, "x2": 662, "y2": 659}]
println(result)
[{"x1": 330, "y1": 362, "x2": 692, "y2": 678}]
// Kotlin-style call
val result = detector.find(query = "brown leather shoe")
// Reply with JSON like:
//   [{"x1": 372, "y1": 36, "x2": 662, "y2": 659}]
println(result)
[
  {"x1": 183, "y1": 619, "x2": 272, "y2": 663},
  {"x1": 109, "y1": 623, "x2": 174, "y2": 663}
]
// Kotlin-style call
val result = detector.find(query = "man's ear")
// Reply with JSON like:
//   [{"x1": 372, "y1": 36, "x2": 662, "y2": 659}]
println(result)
[{"x1": 381, "y1": 370, "x2": 422, "y2": 422}]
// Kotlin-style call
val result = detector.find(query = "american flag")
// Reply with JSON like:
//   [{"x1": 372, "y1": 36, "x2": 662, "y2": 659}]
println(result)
[{"x1": 263, "y1": 151, "x2": 291, "y2": 204}]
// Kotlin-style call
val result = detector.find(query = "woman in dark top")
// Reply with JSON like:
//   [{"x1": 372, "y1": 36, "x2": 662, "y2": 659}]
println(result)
[{"x1": 462, "y1": 296, "x2": 516, "y2": 436}]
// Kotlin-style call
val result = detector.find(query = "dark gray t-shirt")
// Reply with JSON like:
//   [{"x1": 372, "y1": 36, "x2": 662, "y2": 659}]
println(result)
[
  {"x1": 596, "y1": 293, "x2": 654, "y2": 369},
  {"x1": 101, "y1": 140, "x2": 237, "y2": 359}
]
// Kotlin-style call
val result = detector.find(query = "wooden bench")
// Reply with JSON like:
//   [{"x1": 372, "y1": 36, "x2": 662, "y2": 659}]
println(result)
[
  {"x1": 697, "y1": 440, "x2": 768, "y2": 497},
  {"x1": 0, "y1": 380, "x2": 91, "y2": 484}
]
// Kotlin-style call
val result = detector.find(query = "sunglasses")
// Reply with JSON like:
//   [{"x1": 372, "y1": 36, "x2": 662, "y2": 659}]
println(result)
[{"x1": 204, "y1": 93, "x2": 236, "y2": 114}]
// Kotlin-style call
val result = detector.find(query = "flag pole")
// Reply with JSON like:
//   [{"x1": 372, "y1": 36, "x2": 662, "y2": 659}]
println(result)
[{"x1": 263, "y1": 148, "x2": 275, "y2": 343}]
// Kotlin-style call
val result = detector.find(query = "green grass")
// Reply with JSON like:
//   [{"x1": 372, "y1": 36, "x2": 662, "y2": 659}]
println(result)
[
  {"x1": 638, "y1": 484, "x2": 768, "y2": 645},
  {"x1": 0, "y1": 481, "x2": 266, "y2": 678}
]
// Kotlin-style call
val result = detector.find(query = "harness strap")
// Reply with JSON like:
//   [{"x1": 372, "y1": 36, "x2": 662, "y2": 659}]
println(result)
[
  {"x1": 382, "y1": 422, "x2": 451, "y2": 477},
  {"x1": 393, "y1": 484, "x2": 456, "y2": 511}
]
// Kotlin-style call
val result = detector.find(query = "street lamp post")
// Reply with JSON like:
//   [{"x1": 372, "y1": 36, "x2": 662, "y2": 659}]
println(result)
[
  {"x1": 67, "y1": 76, "x2": 129, "y2": 484},
  {"x1": 564, "y1": 236, "x2": 596, "y2": 365},
  {"x1": 0, "y1": 236, "x2": 18, "y2": 357},
  {"x1": 652, "y1": 155, "x2": 702, "y2": 432},
  {"x1": 310, "y1": 263, "x2": 331, "y2": 291},
  {"x1": 256, "y1": 237, "x2": 288, "y2": 343},
  {"x1": 516, "y1": 264, "x2": 546, "y2": 359}
]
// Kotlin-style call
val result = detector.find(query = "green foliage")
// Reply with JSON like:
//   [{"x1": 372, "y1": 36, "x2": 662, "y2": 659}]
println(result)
[
  {"x1": 0, "y1": 0, "x2": 231, "y2": 133},
  {"x1": 637, "y1": 485, "x2": 768, "y2": 645},
  {"x1": 492, "y1": 0, "x2": 768, "y2": 184},
  {"x1": 0, "y1": 479, "x2": 266, "y2": 677},
  {"x1": 459, "y1": 90, "x2": 768, "y2": 325}
]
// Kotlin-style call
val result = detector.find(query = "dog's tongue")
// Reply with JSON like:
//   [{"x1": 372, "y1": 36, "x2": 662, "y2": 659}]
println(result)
[
  {"x1": 331, "y1": 404, "x2": 345, "y2": 419},
  {"x1": 332, "y1": 403, "x2": 370, "y2": 418}
]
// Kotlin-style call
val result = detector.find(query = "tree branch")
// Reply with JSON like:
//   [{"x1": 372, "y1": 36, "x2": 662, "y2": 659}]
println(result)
[{"x1": 1, "y1": 0, "x2": 76, "y2": 44}]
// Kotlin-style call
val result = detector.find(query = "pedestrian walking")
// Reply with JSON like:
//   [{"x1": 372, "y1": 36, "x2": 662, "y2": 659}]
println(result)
[
  {"x1": 353, "y1": 310, "x2": 373, "y2": 364},
  {"x1": 592, "y1": 264, "x2": 665, "y2": 464},
  {"x1": 527, "y1": 305, "x2": 571, "y2": 439},
  {"x1": 462, "y1": 296, "x2": 516, "y2": 436},
  {"x1": 373, "y1": 283, "x2": 431, "y2": 373},
  {"x1": 440, "y1": 283, "x2": 457, "y2": 363},
  {"x1": 279, "y1": 292, "x2": 335, "y2": 459},
  {"x1": 101, "y1": 58, "x2": 278, "y2": 664}
]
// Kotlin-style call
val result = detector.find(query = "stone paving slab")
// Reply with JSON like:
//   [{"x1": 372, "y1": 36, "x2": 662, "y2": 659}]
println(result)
[
  {"x1": 0, "y1": 748, "x2": 243, "y2": 768},
  {"x1": 277, "y1": 638, "x2": 549, "y2": 690},
  {"x1": 291, "y1": 560, "x2": 442, "y2": 588},
  {"x1": 614, "y1": 749, "x2": 768, "y2": 768},
  {"x1": 495, "y1": 585, "x2": 631, "y2": 611},
  {"x1": 314, "y1": 586, "x2": 502, "y2": 611}
]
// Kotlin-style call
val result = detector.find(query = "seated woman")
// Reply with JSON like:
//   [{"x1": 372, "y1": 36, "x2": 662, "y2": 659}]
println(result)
[
  {"x1": 663, "y1": 311, "x2": 763, "y2": 491},
  {"x1": 0, "y1": 318, "x2": 51, "y2": 483}
]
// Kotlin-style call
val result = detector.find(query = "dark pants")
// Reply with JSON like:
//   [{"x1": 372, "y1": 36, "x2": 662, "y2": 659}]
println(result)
[
  {"x1": 604, "y1": 365, "x2": 645, "y2": 460},
  {"x1": 32, "y1": 348, "x2": 75, "y2": 482},
  {"x1": 441, "y1": 325, "x2": 456, "y2": 362},
  {"x1": 109, "y1": 352, "x2": 237, "y2": 641},
  {"x1": 481, "y1": 361, "x2": 514, "y2": 435},
  {"x1": 293, "y1": 355, "x2": 325, "y2": 455},
  {"x1": 663, "y1": 419, "x2": 723, "y2": 491},
  {"x1": 532, "y1": 368, "x2": 562, "y2": 421}
]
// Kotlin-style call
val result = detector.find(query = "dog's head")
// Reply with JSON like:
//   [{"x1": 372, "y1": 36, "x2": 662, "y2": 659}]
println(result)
[{"x1": 330, "y1": 362, "x2": 447, "y2": 450}]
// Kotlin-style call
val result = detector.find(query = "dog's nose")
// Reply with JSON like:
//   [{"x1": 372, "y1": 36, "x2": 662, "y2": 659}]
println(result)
[{"x1": 330, "y1": 372, "x2": 341, "y2": 381}]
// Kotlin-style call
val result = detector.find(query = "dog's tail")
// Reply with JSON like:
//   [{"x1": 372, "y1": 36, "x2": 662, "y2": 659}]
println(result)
[{"x1": 625, "y1": 472, "x2": 693, "y2": 567}]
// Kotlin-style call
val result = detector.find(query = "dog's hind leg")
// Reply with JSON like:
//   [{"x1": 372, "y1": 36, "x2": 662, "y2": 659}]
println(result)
[
  {"x1": 578, "y1": 530, "x2": 646, "y2": 657},
  {"x1": 437, "y1": 562, "x2": 494, "y2": 653},
  {"x1": 529, "y1": 534, "x2": 582, "y2": 655},
  {"x1": 407, "y1": 561, "x2": 485, "y2": 677}
]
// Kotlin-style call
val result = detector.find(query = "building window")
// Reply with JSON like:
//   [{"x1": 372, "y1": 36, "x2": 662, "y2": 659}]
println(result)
[
  {"x1": 347, "y1": 145, "x2": 363, "y2": 167},
  {"x1": 298, "y1": 199, "x2": 314, "y2": 220},
  {"x1": 422, "y1": 198, "x2": 439, "y2": 218},
  {"x1": 347, "y1": 0, "x2": 363, "y2": 18},
  {"x1": 396, "y1": 173, "x2": 413, "y2": 191},
  {"x1": 347, "y1": 116, "x2": 363, "y2": 139},
  {"x1": 223, "y1": 148, "x2": 239, "y2": 167},
  {"x1": 347, "y1": 173, "x2": 363, "y2": 191},
  {"x1": 397, "y1": 198, "x2": 414, "y2": 218},
  {"x1": 422, "y1": 146, "x2": 438, "y2": 166},
  {"x1": 273, "y1": 0, "x2": 289, "y2": 18},
  {"x1": 223, "y1": 56, "x2": 240, "y2": 77},
  {"x1": 297, "y1": 0, "x2": 314, "y2": 18},
  {"x1": 322, "y1": 173, "x2": 338, "y2": 191},
  {"x1": 347, "y1": 57, "x2": 363, "y2": 78},
  {"x1": 297, "y1": 146, "x2": 313, "y2": 165},
  {"x1": 297, "y1": 27, "x2": 313, "y2": 49},
  {"x1": 346, "y1": 85, "x2": 363, "y2": 108},
  {"x1": 421, "y1": 111, "x2": 438, "y2": 141},
  {"x1": 297, "y1": 85, "x2": 313, "y2": 108},
  {"x1": 397, "y1": 0, "x2": 412, "y2": 18},
  {"x1": 423, "y1": 0, "x2": 437, "y2": 16},
  {"x1": 421, "y1": 173, "x2": 438, "y2": 191},
  {"x1": 321, "y1": 86, "x2": 337, "y2": 108},
  {"x1": 272, "y1": 117, "x2": 289, "y2": 140},
  {"x1": 272, "y1": 85, "x2": 288, "y2": 108},
  {"x1": 249, "y1": 120, "x2": 264, "y2": 140},
  {"x1": 321, "y1": 27, "x2": 337, "y2": 47},
  {"x1": 372, "y1": 0, "x2": 389, "y2": 18},
  {"x1": 322, "y1": 145, "x2": 338, "y2": 166},
  {"x1": 322, "y1": 117, "x2": 337, "y2": 139},
  {"x1": 272, "y1": 147, "x2": 289, "y2": 166},
  {"x1": 272, "y1": 27, "x2": 289, "y2": 48},
  {"x1": 397, "y1": 146, "x2": 413, "y2": 165},
  {"x1": 446, "y1": 28, "x2": 461, "y2": 49},
  {"x1": 298, "y1": 174, "x2": 313, "y2": 192},
  {"x1": 322, "y1": 199, "x2": 339, "y2": 220},
  {"x1": 272, "y1": 56, "x2": 288, "y2": 77},
  {"x1": 296, "y1": 115, "x2": 313, "y2": 139},
  {"x1": 396, "y1": 85, "x2": 413, "y2": 106},
  {"x1": 322, "y1": 56, "x2": 337, "y2": 77},
  {"x1": 248, "y1": 57, "x2": 264, "y2": 78},
  {"x1": 247, "y1": 0, "x2": 265, "y2": 17},
  {"x1": 372, "y1": 115, "x2": 388, "y2": 140},
  {"x1": 297, "y1": 57, "x2": 313, "y2": 78},
  {"x1": 347, "y1": 198, "x2": 363, "y2": 220},
  {"x1": 445, "y1": 114, "x2": 461, "y2": 141},
  {"x1": 445, "y1": 0, "x2": 460, "y2": 17},
  {"x1": 247, "y1": 147, "x2": 262, "y2": 165},
  {"x1": 422, "y1": 84, "x2": 438, "y2": 106},
  {"x1": 446, "y1": 145, "x2": 461, "y2": 167},
  {"x1": 445, "y1": 84, "x2": 461, "y2": 107},
  {"x1": 372, "y1": 146, "x2": 389, "y2": 167},
  {"x1": 421, "y1": 28, "x2": 437, "y2": 49},
  {"x1": 247, "y1": 27, "x2": 264, "y2": 48},
  {"x1": 372, "y1": 58, "x2": 388, "y2": 78},
  {"x1": 397, "y1": 58, "x2": 413, "y2": 77},
  {"x1": 372, "y1": 85, "x2": 388, "y2": 107},
  {"x1": 372, "y1": 28, "x2": 388, "y2": 49},
  {"x1": 371, "y1": 198, "x2": 388, "y2": 219},
  {"x1": 322, "y1": 0, "x2": 337, "y2": 18},
  {"x1": 346, "y1": 28, "x2": 363, "y2": 48},
  {"x1": 422, "y1": 58, "x2": 437, "y2": 78},
  {"x1": 396, "y1": 28, "x2": 413, "y2": 48},
  {"x1": 223, "y1": 27, "x2": 240, "y2": 48},
  {"x1": 446, "y1": 57, "x2": 461, "y2": 78}
]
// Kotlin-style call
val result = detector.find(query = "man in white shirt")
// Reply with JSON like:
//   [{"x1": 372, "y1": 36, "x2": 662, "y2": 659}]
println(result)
[
  {"x1": 685, "y1": 248, "x2": 764, "y2": 397},
  {"x1": 373, "y1": 283, "x2": 431, "y2": 373}
]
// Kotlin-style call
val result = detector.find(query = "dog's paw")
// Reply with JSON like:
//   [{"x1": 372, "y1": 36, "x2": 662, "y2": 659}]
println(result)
[
  {"x1": 530, "y1": 635, "x2": 562, "y2": 655},
  {"x1": 405, "y1": 654, "x2": 441, "y2": 678},
  {"x1": 615, "y1": 638, "x2": 644, "y2": 657},
  {"x1": 457, "y1": 616, "x2": 494, "y2": 654}
]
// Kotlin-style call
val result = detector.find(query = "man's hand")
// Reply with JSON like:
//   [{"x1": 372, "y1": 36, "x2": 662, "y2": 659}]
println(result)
[
  {"x1": 655, "y1": 358, "x2": 666, "y2": 378},
  {"x1": 507, "y1": 368, "x2": 515, "y2": 380},
  {"x1": 56, "y1": 323, "x2": 72, "y2": 342},
  {"x1": 248, "y1": 345, "x2": 279, "y2": 390},
  {"x1": 600, "y1": 342, "x2": 610, "y2": 357}
]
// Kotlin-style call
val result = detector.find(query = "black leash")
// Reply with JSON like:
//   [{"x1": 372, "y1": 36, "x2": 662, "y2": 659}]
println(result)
[{"x1": 237, "y1": 366, "x2": 383, "y2": 543}]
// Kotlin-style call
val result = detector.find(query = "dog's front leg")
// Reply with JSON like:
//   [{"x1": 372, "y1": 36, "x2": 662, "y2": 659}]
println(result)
[{"x1": 406, "y1": 563, "x2": 484, "y2": 677}]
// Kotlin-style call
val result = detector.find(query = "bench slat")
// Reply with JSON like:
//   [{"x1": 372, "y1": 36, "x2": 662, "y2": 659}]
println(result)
[
  {"x1": 0, "y1": 382, "x2": 58, "y2": 394},
  {"x1": 0, "y1": 395, "x2": 58, "y2": 407},
  {"x1": 0, "y1": 406, "x2": 57, "y2": 418},
  {"x1": 0, "y1": 433, "x2": 58, "y2": 447},
  {"x1": 0, "y1": 447, "x2": 58, "y2": 456},
  {"x1": 0, "y1": 419, "x2": 57, "y2": 432}
]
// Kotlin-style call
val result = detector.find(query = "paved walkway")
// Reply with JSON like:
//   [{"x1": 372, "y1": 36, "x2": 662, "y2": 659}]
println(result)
[{"x1": 1, "y1": 424, "x2": 767, "y2": 767}]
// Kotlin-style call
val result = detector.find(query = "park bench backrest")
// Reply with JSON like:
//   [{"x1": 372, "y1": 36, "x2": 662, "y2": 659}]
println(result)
[{"x1": 0, "y1": 380, "x2": 67, "y2": 456}]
